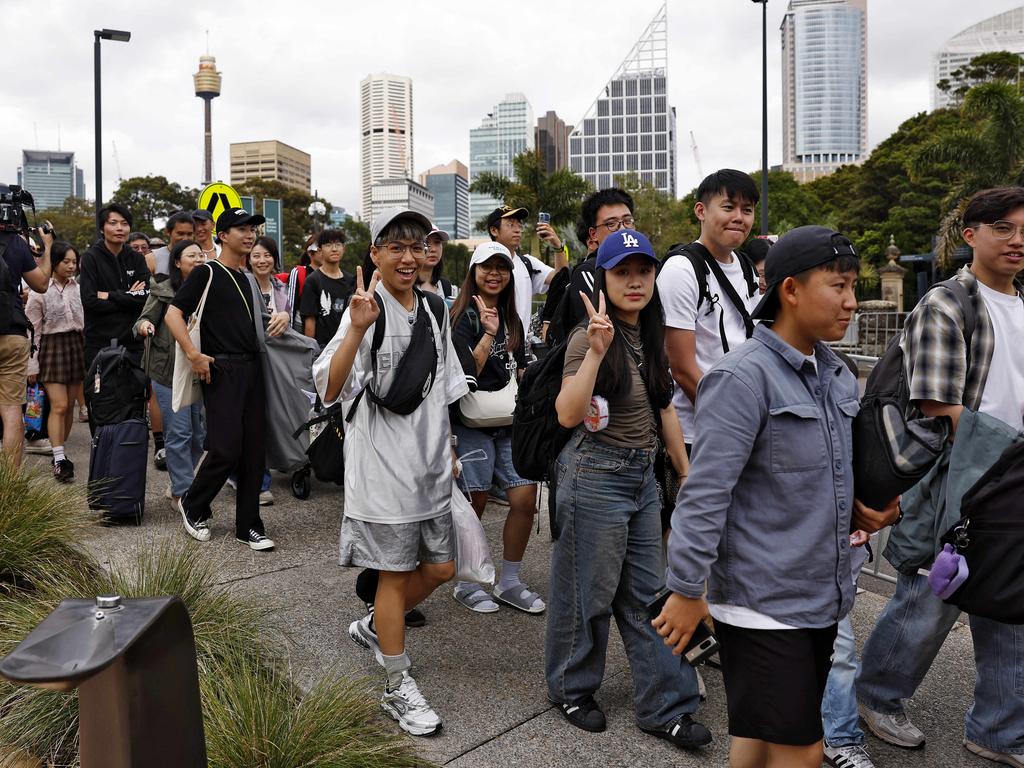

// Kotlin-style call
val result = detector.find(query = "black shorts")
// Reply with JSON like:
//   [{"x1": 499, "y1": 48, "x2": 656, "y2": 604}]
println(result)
[{"x1": 715, "y1": 620, "x2": 838, "y2": 746}]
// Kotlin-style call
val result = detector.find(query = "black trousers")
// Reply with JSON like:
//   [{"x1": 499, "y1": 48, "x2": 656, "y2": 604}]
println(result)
[{"x1": 185, "y1": 356, "x2": 266, "y2": 538}]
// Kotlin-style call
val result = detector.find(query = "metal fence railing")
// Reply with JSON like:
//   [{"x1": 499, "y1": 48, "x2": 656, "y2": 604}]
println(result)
[{"x1": 830, "y1": 311, "x2": 907, "y2": 358}]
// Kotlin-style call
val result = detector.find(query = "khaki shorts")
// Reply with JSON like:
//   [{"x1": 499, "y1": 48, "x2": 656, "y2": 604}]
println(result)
[{"x1": 0, "y1": 334, "x2": 30, "y2": 406}]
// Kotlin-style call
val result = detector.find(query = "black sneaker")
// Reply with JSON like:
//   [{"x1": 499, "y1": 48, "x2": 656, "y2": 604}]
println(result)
[
  {"x1": 364, "y1": 602, "x2": 428, "y2": 628},
  {"x1": 236, "y1": 529, "x2": 275, "y2": 551},
  {"x1": 154, "y1": 448, "x2": 167, "y2": 471},
  {"x1": 53, "y1": 458, "x2": 74, "y2": 483},
  {"x1": 641, "y1": 713, "x2": 713, "y2": 749},
  {"x1": 556, "y1": 695, "x2": 606, "y2": 733}
]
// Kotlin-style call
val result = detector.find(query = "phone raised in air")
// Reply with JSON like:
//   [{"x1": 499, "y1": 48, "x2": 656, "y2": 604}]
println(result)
[{"x1": 645, "y1": 588, "x2": 720, "y2": 667}]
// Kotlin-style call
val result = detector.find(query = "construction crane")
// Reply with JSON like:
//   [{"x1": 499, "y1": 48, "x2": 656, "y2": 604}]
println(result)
[
  {"x1": 112, "y1": 140, "x2": 123, "y2": 181},
  {"x1": 689, "y1": 131, "x2": 704, "y2": 180}
]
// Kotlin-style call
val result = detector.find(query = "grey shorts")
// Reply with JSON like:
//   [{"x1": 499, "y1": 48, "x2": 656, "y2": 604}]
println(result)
[{"x1": 339, "y1": 513, "x2": 455, "y2": 572}]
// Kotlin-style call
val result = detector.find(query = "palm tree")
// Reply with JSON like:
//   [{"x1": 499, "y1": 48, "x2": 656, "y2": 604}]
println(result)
[
  {"x1": 470, "y1": 150, "x2": 591, "y2": 258},
  {"x1": 913, "y1": 81, "x2": 1024, "y2": 267}
]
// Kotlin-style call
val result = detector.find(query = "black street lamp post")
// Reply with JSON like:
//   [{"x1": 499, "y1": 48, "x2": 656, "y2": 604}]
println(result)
[
  {"x1": 93, "y1": 28, "x2": 131, "y2": 220},
  {"x1": 751, "y1": 0, "x2": 769, "y2": 236}
]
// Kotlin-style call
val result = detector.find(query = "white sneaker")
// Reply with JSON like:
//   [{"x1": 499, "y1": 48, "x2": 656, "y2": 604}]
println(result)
[
  {"x1": 348, "y1": 613, "x2": 382, "y2": 662},
  {"x1": 236, "y1": 529, "x2": 275, "y2": 551},
  {"x1": 380, "y1": 672, "x2": 442, "y2": 736},
  {"x1": 25, "y1": 438, "x2": 52, "y2": 455},
  {"x1": 179, "y1": 498, "x2": 211, "y2": 542},
  {"x1": 825, "y1": 744, "x2": 876, "y2": 768},
  {"x1": 259, "y1": 489, "x2": 275, "y2": 506},
  {"x1": 225, "y1": 477, "x2": 238, "y2": 491},
  {"x1": 965, "y1": 739, "x2": 1024, "y2": 767},
  {"x1": 859, "y1": 705, "x2": 925, "y2": 748}
]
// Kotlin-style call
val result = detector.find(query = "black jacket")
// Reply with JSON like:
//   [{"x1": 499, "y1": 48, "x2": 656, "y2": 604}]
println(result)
[{"x1": 79, "y1": 240, "x2": 151, "y2": 352}]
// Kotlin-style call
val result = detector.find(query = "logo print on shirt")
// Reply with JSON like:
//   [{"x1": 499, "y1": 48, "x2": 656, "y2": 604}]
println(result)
[
  {"x1": 621, "y1": 232, "x2": 639, "y2": 249},
  {"x1": 421, "y1": 371, "x2": 434, "y2": 398}
]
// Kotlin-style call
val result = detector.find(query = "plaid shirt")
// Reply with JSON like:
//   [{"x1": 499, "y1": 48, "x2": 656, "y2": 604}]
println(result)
[{"x1": 902, "y1": 266, "x2": 1024, "y2": 412}]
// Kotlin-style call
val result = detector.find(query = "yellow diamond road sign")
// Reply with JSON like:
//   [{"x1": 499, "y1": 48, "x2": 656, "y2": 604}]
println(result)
[{"x1": 197, "y1": 183, "x2": 243, "y2": 233}]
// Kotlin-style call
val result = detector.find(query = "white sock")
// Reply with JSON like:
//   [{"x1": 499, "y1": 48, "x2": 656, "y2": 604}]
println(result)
[
  {"x1": 381, "y1": 651, "x2": 411, "y2": 689},
  {"x1": 455, "y1": 580, "x2": 480, "y2": 595},
  {"x1": 498, "y1": 560, "x2": 522, "y2": 592},
  {"x1": 52, "y1": 445, "x2": 65, "y2": 463}
]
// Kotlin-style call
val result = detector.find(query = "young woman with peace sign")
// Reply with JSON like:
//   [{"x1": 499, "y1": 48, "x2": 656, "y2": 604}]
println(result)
[
  {"x1": 448, "y1": 242, "x2": 543, "y2": 616},
  {"x1": 546, "y1": 229, "x2": 709, "y2": 748}
]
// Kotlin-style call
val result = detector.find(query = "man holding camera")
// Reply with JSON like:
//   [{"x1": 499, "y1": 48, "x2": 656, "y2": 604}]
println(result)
[{"x1": 0, "y1": 186, "x2": 55, "y2": 466}]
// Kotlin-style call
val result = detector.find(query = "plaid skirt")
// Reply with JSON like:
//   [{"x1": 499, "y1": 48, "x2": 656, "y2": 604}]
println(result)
[{"x1": 38, "y1": 330, "x2": 85, "y2": 385}]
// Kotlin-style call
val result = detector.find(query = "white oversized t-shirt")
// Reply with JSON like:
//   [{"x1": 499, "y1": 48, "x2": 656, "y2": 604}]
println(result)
[
  {"x1": 512, "y1": 252, "x2": 553, "y2": 340},
  {"x1": 312, "y1": 286, "x2": 468, "y2": 524},
  {"x1": 657, "y1": 245, "x2": 760, "y2": 442},
  {"x1": 977, "y1": 281, "x2": 1024, "y2": 431}
]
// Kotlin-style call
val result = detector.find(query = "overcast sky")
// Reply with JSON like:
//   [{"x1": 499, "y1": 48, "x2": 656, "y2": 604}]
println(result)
[{"x1": 4, "y1": 1, "x2": 1020, "y2": 222}]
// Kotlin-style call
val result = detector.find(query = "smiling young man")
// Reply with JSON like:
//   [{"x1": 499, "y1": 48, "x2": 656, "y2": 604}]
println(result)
[
  {"x1": 300, "y1": 228, "x2": 355, "y2": 348},
  {"x1": 148, "y1": 211, "x2": 195, "y2": 275},
  {"x1": 79, "y1": 203, "x2": 151, "y2": 370},
  {"x1": 857, "y1": 186, "x2": 1024, "y2": 767},
  {"x1": 313, "y1": 207, "x2": 467, "y2": 737},
  {"x1": 165, "y1": 208, "x2": 277, "y2": 552},
  {"x1": 658, "y1": 170, "x2": 760, "y2": 450},
  {"x1": 654, "y1": 226, "x2": 899, "y2": 768}
]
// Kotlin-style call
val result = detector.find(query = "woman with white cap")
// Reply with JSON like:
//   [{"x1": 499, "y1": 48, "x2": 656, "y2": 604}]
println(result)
[{"x1": 418, "y1": 227, "x2": 458, "y2": 307}]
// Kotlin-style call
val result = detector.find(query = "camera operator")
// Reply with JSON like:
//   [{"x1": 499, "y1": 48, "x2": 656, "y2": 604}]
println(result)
[{"x1": 0, "y1": 187, "x2": 54, "y2": 466}]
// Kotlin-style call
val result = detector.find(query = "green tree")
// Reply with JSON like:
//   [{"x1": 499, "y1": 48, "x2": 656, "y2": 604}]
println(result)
[
  {"x1": 470, "y1": 149, "x2": 591, "y2": 259},
  {"x1": 750, "y1": 170, "x2": 823, "y2": 234},
  {"x1": 937, "y1": 51, "x2": 1024, "y2": 107},
  {"x1": 36, "y1": 196, "x2": 97, "y2": 250},
  {"x1": 442, "y1": 242, "x2": 472, "y2": 286},
  {"x1": 339, "y1": 217, "x2": 371, "y2": 275},
  {"x1": 615, "y1": 172, "x2": 696, "y2": 256},
  {"x1": 110, "y1": 175, "x2": 199, "y2": 235}
]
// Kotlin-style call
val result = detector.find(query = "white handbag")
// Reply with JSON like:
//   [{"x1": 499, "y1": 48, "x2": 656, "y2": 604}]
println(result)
[
  {"x1": 459, "y1": 372, "x2": 518, "y2": 429},
  {"x1": 171, "y1": 267, "x2": 214, "y2": 412}
]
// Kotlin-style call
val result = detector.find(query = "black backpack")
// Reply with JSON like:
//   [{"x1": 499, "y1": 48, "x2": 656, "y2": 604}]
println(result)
[
  {"x1": 346, "y1": 289, "x2": 448, "y2": 420},
  {"x1": 510, "y1": 337, "x2": 574, "y2": 482},
  {"x1": 85, "y1": 341, "x2": 149, "y2": 427},
  {"x1": 0, "y1": 242, "x2": 30, "y2": 335},
  {"x1": 662, "y1": 242, "x2": 757, "y2": 353},
  {"x1": 852, "y1": 278, "x2": 974, "y2": 509}
]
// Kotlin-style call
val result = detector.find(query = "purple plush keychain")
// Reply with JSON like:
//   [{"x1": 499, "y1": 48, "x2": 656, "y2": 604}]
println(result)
[{"x1": 928, "y1": 543, "x2": 969, "y2": 599}]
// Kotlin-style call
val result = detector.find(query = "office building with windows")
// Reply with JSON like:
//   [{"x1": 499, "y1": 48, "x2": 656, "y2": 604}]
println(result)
[
  {"x1": 568, "y1": 5, "x2": 677, "y2": 195},
  {"x1": 933, "y1": 7, "x2": 1024, "y2": 110},
  {"x1": 360, "y1": 73, "x2": 414, "y2": 220},
  {"x1": 17, "y1": 150, "x2": 85, "y2": 210},
  {"x1": 536, "y1": 111, "x2": 571, "y2": 174},
  {"x1": 420, "y1": 160, "x2": 470, "y2": 239},
  {"x1": 370, "y1": 178, "x2": 434, "y2": 228},
  {"x1": 469, "y1": 93, "x2": 534, "y2": 235},
  {"x1": 781, "y1": 0, "x2": 867, "y2": 182},
  {"x1": 229, "y1": 140, "x2": 311, "y2": 192}
]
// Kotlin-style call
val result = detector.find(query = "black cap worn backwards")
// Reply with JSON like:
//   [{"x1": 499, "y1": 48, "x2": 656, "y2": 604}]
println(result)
[{"x1": 751, "y1": 225, "x2": 857, "y2": 321}]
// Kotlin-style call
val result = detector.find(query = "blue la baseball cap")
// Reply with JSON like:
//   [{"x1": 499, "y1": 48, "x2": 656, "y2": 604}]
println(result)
[{"x1": 596, "y1": 228, "x2": 658, "y2": 270}]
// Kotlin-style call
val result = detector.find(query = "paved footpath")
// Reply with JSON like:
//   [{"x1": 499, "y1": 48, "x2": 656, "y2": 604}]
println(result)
[{"x1": 36, "y1": 426, "x2": 991, "y2": 768}]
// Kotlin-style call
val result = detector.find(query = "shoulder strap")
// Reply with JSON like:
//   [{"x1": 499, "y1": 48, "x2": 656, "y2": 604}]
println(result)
[
  {"x1": 370, "y1": 294, "x2": 387, "y2": 353},
  {"x1": 665, "y1": 243, "x2": 711, "y2": 312},
  {"x1": 696, "y1": 244, "x2": 755, "y2": 350},
  {"x1": 210, "y1": 260, "x2": 253, "y2": 322},
  {"x1": 421, "y1": 288, "x2": 447, "y2": 332},
  {"x1": 734, "y1": 249, "x2": 759, "y2": 299},
  {"x1": 519, "y1": 253, "x2": 540, "y2": 277}
]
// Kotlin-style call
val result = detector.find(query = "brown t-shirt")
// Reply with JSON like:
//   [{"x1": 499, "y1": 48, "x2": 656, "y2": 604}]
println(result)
[{"x1": 562, "y1": 322, "x2": 658, "y2": 449}]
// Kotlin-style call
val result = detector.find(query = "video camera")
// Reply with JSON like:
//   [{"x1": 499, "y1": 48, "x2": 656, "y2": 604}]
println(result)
[{"x1": 0, "y1": 184, "x2": 35, "y2": 234}]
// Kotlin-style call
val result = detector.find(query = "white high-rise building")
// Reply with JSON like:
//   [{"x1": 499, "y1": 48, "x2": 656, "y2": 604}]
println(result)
[
  {"x1": 360, "y1": 73, "x2": 413, "y2": 220},
  {"x1": 569, "y1": 4, "x2": 677, "y2": 196},
  {"x1": 932, "y1": 7, "x2": 1024, "y2": 111},
  {"x1": 781, "y1": 0, "x2": 867, "y2": 182},
  {"x1": 469, "y1": 93, "x2": 534, "y2": 235}
]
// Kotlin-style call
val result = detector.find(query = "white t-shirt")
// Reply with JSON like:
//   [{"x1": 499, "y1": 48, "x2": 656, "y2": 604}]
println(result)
[
  {"x1": 658, "y1": 245, "x2": 760, "y2": 442},
  {"x1": 312, "y1": 286, "x2": 468, "y2": 524},
  {"x1": 977, "y1": 281, "x2": 1024, "y2": 431},
  {"x1": 512, "y1": 252, "x2": 553, "y2": 339}
]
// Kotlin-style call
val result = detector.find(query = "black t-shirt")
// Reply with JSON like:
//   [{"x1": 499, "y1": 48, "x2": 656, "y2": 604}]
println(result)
[
  {"x1": 453, "y1": 308, "x2": 526, "y2": 392},
  {"x1": 0, "y1": 233, "x2": 38, "y2": 335},
  {"x1": 171, "y1": 261, "x2": 259, "y2": 355},
  {"x1": 299, "y1": 269, "x2": 355, "y2": 347}
]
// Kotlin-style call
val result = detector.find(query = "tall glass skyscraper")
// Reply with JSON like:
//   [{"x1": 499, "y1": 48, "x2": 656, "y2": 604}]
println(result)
[
  {"x1": 17, "y1": 150, "x2": 85, "y2": 210},
  {"x1": 469, "y1": 93, "x2": 534, "y2": 235},
  {"x1": 781, "y1": 0, "x2": 867, "y2": 182},
  {"x1": 568, "y1": 5, "x2": 677, "y2": 195},
  {"x1": 420, "y1": 160, "x2": 470, "y2": 239},
  {"x1": 360, "y1": 73, "x2": 413, "y2": 220}
]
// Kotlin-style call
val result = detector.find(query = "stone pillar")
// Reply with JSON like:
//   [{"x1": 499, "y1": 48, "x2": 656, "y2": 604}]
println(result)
[{"x1": 879, "y1": 235, "x2": 907, "y2": 312}]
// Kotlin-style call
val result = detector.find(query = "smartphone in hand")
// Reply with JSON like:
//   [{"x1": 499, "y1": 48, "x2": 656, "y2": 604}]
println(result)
[{"x1": 645, "y1": 588, "x2": 720, "y2": 666}]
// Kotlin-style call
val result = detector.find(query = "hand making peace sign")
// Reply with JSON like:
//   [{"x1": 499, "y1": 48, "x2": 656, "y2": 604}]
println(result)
[
  {"x1": 580, "y1": 289, "x2": 614, "y2": 357},
  {"x1": 350, "y1": 266, "x2": 381, "y2": 331},
  {"x1": 473, "y1": 294, "x2": 500, "y2": 336}
]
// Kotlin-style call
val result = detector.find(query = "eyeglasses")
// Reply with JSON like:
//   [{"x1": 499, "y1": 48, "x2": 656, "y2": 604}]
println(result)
[
  {"x1": 380, "y1": 242, "x2": 427, "y2": 258},
  {"x1": 320, "y1": 242, "x2": 345, "y2": 250},
  {"x1": 978, "y1": 221, "x2": 1024, "y2": 240},
  {"x1": 598, "y1": 216, "x2": 635, "y2": 232},
  {"x1": 477, "y1": 263, "x2": 511, "y2": 275}
]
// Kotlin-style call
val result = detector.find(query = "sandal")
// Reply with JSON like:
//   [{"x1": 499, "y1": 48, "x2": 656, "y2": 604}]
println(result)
[
  {"x1": 453, "y1": 585, "x2": 499, "y2": 614},
  {"x1": 493, "y1": 583, "x2": 546, "y2": 614}
]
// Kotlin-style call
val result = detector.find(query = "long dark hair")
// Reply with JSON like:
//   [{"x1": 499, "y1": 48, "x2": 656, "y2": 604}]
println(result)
[
  {"x1": 591, "y1": 265, "x2": 672, "y2": 407},
  {"x1": 168, "y1": 239, "x2": 198, "y2": 291},
  {"x1": 253, "y1": 235, "x2": 280, "y2": 272},
  {"x1": 51, "y1": 241, "x2": 79, "y2": 275},
  {"x1": 449, "y1": 261, "x2": 522, "y2": 354}
]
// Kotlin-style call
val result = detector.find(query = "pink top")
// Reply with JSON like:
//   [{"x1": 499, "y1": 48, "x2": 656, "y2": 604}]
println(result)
[{"x1": 26, "y1": 278, "x2": 84, "y2": 376}]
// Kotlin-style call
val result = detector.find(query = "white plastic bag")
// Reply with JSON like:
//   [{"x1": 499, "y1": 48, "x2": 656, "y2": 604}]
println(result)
[{"x1": 450, "y1": 479, "x2": 495, "y2": 585}]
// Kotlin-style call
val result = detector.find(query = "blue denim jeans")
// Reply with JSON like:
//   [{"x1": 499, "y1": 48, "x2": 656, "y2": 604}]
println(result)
[
  {"x1": 152, "y1": 381, "x2": 206, "y2": 497},
  {"x1": 822, "y1": 615, "x2": 863, "y2": 747},
  {"x1": 545, "y1": 432, "x2": 701, "y2": 730},
  {"x1": 858, "y1": 570, "x2": 1024, "y2": 754}
]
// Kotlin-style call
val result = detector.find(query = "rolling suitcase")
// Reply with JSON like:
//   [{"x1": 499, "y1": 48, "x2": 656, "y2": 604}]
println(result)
[{"x1": 88, "y1": 417, "x2": 148, "y2": 523}]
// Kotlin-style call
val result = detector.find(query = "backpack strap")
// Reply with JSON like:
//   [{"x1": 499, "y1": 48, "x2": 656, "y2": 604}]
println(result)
[
  {"x1": 735, "y1": 249, "x2": 759, "y2": 299},
  {"x1": 699, "y1": 247, "x2": 755, "y2": 349},
  {"x1": 519, "y1": 253, "x2": 541, "y2": 278}
]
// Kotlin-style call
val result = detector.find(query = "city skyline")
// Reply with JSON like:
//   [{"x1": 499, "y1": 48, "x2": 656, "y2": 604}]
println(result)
[
  {"x1": 933, "y1": 5, "x2": 1024, "y2": 110},
  {"x1": 4, "y1": 0, "x2": 1017, "y2": 218}
]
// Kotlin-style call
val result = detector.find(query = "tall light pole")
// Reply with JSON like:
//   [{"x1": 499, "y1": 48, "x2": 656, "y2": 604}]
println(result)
[
  {"x1": 93, "y1": 28, "x2": 131, "y2": 221},
  {"x1": 751, "y1": 0, "x2": 769, "y2": 236}
]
